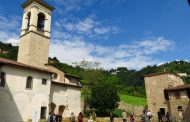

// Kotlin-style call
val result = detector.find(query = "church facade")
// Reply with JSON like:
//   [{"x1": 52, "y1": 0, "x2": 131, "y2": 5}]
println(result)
[{"x1": 0, "y1": 0, "x2": 81, "y2": 122}]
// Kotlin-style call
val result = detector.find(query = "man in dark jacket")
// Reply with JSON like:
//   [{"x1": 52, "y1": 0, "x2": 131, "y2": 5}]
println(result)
[{"x1": 157, "y1": 110, "x2": 162, "y2": 122}]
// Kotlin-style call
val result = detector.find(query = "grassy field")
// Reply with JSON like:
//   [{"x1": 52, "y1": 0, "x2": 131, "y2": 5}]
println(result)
[
  {"x1": 119, "y1": 93, "x2": 147, "y2": 106},
  {"x1": 112, "y1": 108, "x2": 125, "y2": 117}
]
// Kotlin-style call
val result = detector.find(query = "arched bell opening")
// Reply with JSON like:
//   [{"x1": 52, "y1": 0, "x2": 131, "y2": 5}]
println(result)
[{"x1": 37, "y1": 13, "x2": 46, "y2": 31}]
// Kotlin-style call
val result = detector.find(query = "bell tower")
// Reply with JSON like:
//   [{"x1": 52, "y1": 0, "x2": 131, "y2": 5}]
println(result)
[{"x1": 17, "y1": 0, "x2": 55, "y2": 68}]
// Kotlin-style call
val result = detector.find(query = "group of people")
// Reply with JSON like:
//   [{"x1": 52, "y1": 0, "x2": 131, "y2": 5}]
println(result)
[
  {"x1": 141, "y1": 110, "x2": 153, "y2": 122},
  {"x1": 49, "y1": 110, "x2": 172, "y2": 122},
  {"x1": 121, "y1": 111, "x2": 135, "y2": 122},
  {"x1": 157, "y1": 111, "x2": 170, "y2": 122},
  {"x1": 47, "y1": 112, "x2": 83, "y2": 122},
  {"x1": 70, "y1": 111, "x2": 96, "y2": 122},
  {"x1": 48, "y1": 113, "x2": 62, "y2": 122},
  {"x1": 87, "y1": 111, "x2": 97, "y2": 122}
]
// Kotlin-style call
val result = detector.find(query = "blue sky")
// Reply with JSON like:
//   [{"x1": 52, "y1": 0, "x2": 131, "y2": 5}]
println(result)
[{"x1": 0, "y1": 0, "x2": 190, "y2": 70}]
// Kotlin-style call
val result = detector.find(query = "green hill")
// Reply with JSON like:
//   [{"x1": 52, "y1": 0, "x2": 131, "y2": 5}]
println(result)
[
  {"x1": 0, "y1": 42, "x2": 18, "y2": 60},
  {"x1": 119, "y1": 93, "x2": 147, "y2": 106},
  {"x1": 1, "y1": 41, "x2": 190, "y2": 98}
]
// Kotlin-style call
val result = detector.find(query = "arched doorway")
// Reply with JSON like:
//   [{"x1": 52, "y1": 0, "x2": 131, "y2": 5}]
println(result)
[
  {"x1": 49, "y1": 102, "x2": 56, "y2": 115},
  {"x1": 58, "y1": 105, "x2": 66, "y2": 116}
]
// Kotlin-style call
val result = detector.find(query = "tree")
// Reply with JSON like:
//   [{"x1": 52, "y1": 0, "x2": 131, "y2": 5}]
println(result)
[
  {"x1": 88, "y1": 81, "x2": 120, "y2": 115},
  {"x1": 81, "y1": 86, "x2": 91, "y2": 111}
]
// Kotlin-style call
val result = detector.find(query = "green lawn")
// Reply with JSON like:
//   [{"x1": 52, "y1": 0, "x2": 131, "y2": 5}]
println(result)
[
  {"x1": 119, "y1": 93, "x2": 147, "y2": 106},
  {"x1": 112, "y1": 108, "x2": 125, "y2": 117}
]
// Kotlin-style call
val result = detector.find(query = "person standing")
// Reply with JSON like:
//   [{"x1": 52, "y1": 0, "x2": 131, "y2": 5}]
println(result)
[
  {"x1": 147, "y1": 110, "x2": 152, "y2": 121},
  {"x1": 92, "y1": 111, "x2": 96, "y2": 122},
  {"x1": 110, "y1": 112, "x2": 114, "y2": 122},
  {"x1": 70, "y1": 112, "x2": 75, "y2": 122},
  {"x1": 122, "y1": 111, "x2": 127, "y2": 122},
  {"x1": 166, "y1": 112, "x2": 170, "y2": 122},
  {"x1": 141, "y1": 111, "x2": 146, "y2": 122},
  {"x1": 78, "y1": 112, "x2": 83, "y2": 122},
  {"x1": 129, "y1": 113, "x2": 135, "y2": 122},
  {"x1": 88, "y1": 112, "x2": 93, "y2": 122},
  {"x1": 48, "y1": 113, "x2": 53, "y2": 122},
  {"x1": 157, "y1": 110, "x2": 162, "y2": 122}
]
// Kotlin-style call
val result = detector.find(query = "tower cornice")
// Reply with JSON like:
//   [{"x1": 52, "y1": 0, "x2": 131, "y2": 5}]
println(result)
[{"x1": 22, "y1": 0, "x2": 55, "y2": 11}]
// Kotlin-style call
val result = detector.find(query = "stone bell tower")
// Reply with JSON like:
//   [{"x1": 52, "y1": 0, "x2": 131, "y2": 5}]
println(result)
[{"x1": 17, "y1": 0, "x2": 55, "y2": 68}]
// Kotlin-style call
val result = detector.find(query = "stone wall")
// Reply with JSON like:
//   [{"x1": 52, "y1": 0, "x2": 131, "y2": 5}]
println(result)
[
  {"x1": 144, "y1": 73, "x2": 184, "y2": 117},
  {"x1": 118, "y1": 102, "x2": 144, "y2": 116},
  {"x1": 168, "y1": 90, "x2": 190, "y2": 121}
]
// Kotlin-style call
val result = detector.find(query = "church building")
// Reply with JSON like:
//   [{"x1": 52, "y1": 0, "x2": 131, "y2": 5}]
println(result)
[{"x1": 0, "y1": 0, "x2": 82, "y2": 122}]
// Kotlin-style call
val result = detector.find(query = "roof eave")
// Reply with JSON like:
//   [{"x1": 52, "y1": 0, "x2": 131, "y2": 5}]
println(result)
[
  {"x1": 144, "y1": 72, "x2": 180, "y2": 78},
  {"x1": 22, "y1": 0, "x2": 55, "y2": 11}
]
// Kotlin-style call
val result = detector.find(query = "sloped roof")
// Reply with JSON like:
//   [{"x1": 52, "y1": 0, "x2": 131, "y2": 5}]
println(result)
[
  {"x1": 46, "y1": 64, "x2": 81, "y2": 80},
  {"x1": 65, "y1": 73, "x2": 80, "y2": 79},
  {"x1": 52, "y1": 81, "x2": 82, "y2": 88},
  {"x1": 22, "y1": 0, "x2": 55, "y2": 11},
  {"x1": 0, "y1": 57, "x2": 53, "y2": 74},
  {"x1": 167, "y1": 84, "x2": 190, "y2": 91},
  {"x1": 144, "y1": 72, "x2": 180, "y2": 78}
]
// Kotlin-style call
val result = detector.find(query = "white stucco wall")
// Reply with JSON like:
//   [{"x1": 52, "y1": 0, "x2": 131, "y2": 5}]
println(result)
[
  {"x1": 66, "y1": 86, "x2": 81, "y2": 117},
  {"x1": 50, "y1": 83, "x2": 81, "y2": 118},
  {"x1": 0, "y1": 65, "x2": 52, "y2": 122}
]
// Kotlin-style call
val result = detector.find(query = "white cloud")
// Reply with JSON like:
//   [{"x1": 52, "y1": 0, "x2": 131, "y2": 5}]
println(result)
[
  {"x1": 0, "y1": 16, "x2": 20, "y2": 31},
  {"x1": 76, "y1": 18, "x2": 94, "y2": 32},
  {"x1": 52, "y1": 0, "x2": 94, "y2": 14},
  {"x1": 52, "y1": 16, "x2": 120, "y2": 41},
  {"x1": 93, "y1": 27, "x2": 110, "y2": 34},
  {"x1": 49, "y1": 37, "x2": 174, "y2": 70},
  {"x1": 0, "y1": 16, "x2": 20, "y2": 43},
  {"x1": 5, "y1": 38, "x2": 19, "y2": 46},
  {"x1": 138, "y1": 37, "x2": 174, "y2": 54},
  {"x1": 120, "y1": 37, "x2": 174, "y2": 55},
  {"x1": 0, "y1": 9, "x2": 174, "y2": 70}
]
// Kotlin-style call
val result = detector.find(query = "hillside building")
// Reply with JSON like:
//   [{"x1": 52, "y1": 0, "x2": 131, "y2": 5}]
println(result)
[
  {"x1": 167, "y1": 84, "x2": 190, "y2": 121},
  {"x1": 145, "y1": 72, "x2": 190, "y2": 121},
  {"x1": 0, "y1": 0, "x2": 82, "y2": 122}
]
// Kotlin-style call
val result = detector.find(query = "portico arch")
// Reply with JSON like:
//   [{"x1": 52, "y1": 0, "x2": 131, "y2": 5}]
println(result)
[
  {"x1": 58, "y1": 105, "x2": 66, "y2": 116},
  {"x1": 49, "y1": 102, "x2": 56, "y2": 115}
]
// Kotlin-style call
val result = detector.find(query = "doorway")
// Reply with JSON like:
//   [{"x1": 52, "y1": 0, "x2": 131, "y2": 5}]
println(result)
[
  {"x1": 160, "y1": 108, "x2": 165, "y2": 116},
  {"x1": 40, "y1": 107, "x2": 47, "y2": 119}
]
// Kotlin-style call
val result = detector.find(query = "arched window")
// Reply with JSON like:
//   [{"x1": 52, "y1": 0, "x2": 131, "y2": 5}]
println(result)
[
  {"x1": 37, "y1": 13, "x2": 45, "y2": 31},
  {"x1": 53, "y1": 73, "x2": 58, "y2": 80},
  {"x1": 26, "y1": 12, "x2": 31, "y2": 31},
  {"x1": 0, "y1": 72, "x2": 6, "y2": 87},
  {"x1": 26, "y1": 76, "x2": 33, "y2": 89}
]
